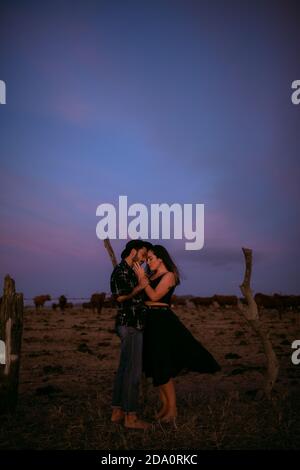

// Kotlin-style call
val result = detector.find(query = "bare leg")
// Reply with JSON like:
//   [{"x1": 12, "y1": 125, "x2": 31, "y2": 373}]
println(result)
[
  {"x1": 155, "y1": 386, "x2": 168, "y2": 419},
  {"x1": 160, "y1": 379, "x2": 177, "y2": 421}
]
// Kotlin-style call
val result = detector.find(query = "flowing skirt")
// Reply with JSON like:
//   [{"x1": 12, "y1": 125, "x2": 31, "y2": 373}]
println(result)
[{"x1": 143, "y1": 307, "x2": 221, "y2": 386}]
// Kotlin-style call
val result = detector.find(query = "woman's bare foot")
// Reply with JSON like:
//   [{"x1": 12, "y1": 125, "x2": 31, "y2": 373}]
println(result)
[
  {"x1": 111, "y1": 408, "x2": 125, "y2": 423},
  {"x1": 160, "y1": 408, "x2": 177, "y2": 423},
  {"x1": 154, "y1": 404, "x2": 168, "y2": 420}
]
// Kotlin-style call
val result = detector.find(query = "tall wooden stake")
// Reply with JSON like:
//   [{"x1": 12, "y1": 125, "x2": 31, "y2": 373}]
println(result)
[
  {"x1": 0, "y1": 275, "x2": 24, "y2": 413},
  {"x1": 238, "y1": 248, "x2": 279, "y2": 399},
  {"x1": 104, "y1": 238, "x2": 118, "y2": 268}
]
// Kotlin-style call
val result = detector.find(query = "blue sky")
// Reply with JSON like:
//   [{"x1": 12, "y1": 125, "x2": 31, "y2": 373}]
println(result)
[{"x1": 0, "y1": 0, "x2": 299, "y2": 299}]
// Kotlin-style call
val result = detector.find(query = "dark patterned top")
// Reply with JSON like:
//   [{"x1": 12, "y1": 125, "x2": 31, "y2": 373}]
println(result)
[
  {"x1": 110, "y1": 259, "x2": 146, "y2": 330},
  {"x1": 146, "y1": 274, "x2": 175, "y2": 305}
]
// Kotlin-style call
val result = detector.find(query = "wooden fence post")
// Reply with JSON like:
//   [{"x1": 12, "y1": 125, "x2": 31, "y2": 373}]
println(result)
[
  {"x1": 0, "y1": 274, "x2": 24, "y2": 413},
  {"x1": 103, "y1": 238, "x2": 118, "y2": 267},
  {"x1": 237, "y1": 248, "x2": 279, "y2": 399}
]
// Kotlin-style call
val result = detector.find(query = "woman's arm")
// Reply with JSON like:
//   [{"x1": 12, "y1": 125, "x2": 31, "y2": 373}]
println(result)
[
  {"x1": 116, "y1": 278, "x2": 149, "y2": 303},
  {"x1": 143, "y1": 272, "x2": 175, "y2": 302}
]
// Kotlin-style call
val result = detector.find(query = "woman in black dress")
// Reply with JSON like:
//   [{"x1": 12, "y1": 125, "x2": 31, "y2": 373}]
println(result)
[{"x1": 133, "y1": 245, "x2": 221, "y2": 423}]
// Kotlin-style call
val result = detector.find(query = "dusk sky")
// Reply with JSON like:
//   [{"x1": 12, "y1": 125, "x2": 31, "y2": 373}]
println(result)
[{"x1": 1, "y1": 0, "x2": 299, "y2": 301}]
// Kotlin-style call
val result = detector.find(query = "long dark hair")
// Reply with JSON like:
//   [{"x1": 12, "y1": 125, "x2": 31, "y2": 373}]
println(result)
[{"x1": 148, "y1": 245, "x2": 180, "y2": 285}]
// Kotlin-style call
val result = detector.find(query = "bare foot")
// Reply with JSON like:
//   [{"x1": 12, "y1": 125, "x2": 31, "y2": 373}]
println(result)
[
  {"x1": 111, "y1": 408, "x2": 125, "y2": 423},
  {"x1": 160, "y1": 409, "x2": 177, "y2": 424},
  {"x1": 124, "y1": 414, "x2": 151, "y2": 430},
  {"x1": 154, "y1": 405, "x2": 168, "y2": 420}
]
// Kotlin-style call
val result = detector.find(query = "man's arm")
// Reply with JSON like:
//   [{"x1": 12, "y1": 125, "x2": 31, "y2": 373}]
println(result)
[{"x1": 111, "y1": 267, "x2": 148, "y2": 303}]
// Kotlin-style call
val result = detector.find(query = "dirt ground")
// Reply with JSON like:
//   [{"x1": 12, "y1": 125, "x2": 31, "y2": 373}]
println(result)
[{"x1": 0, "y1": 304, "x2": 299, "y2": 449}]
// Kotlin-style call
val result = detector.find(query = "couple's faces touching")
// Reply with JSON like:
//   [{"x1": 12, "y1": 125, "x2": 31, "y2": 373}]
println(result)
[
  {"x1": 146, "y1": 250, "x2": 161, "y2": 272},
  {"x1": 132, "y1": 247, "x2": 148, "y2": 265},
  {"x1": 132, "y1": 248, "x2": 162, "y2": 271}
]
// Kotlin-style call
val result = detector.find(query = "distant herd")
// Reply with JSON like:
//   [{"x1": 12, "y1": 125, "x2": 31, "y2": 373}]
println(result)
[
  {"x1": 179, "y1": 293, "x2": 300, "y2": 312},
  {"x1": 28, "y1": 292, "x2": 300, "y2": 314},
  {"x1": 33, "y1": 293, "x2": 107, "y2": 313}
]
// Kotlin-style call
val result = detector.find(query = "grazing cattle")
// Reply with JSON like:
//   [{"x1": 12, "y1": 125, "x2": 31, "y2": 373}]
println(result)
[
  {"x1": 254, "y1": 293, "x2": 276, "y2": 309},
  {"x1": 213, "y1": 295, "x2": 238, "y2": 307},
  {"x1": 274, "y1": 294, "x2": 300, "y2": 311},
  {"x1": 90, "y1": 292, "x2": 106, "y2": 313},
  {"x1": 287, "y1": 295, "x2": 300, "y2": 310},
  {"x1": 255, "y1": 293, "x2": 300, "y2": 313},
  {"x1": 59, "y1": 295, "x2": 67, "y2": 311},
  {"x1": 191, "y1": 296, "x2": 214, "y2": 308},
  {"x1": 171, "y1": 295, "x2": 187, "y2": 306},
  {"x1": 34, "y1": 294, "x2": 51, "y2": 310}
]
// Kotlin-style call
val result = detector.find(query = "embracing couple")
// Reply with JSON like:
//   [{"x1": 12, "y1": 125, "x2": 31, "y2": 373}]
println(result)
[{"x1": 110, "y1": 240, "x2": 220, "y2": 430}]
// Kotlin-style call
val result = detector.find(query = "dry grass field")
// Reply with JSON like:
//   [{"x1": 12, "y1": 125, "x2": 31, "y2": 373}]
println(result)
[{"x1": 0, "y1": 304, "x2": 299, "y2": 450}]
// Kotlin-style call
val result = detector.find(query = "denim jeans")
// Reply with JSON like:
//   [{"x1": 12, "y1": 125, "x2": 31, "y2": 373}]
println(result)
[{"x1": 111, "y1": 325, "x2": 143, "y2": 413}]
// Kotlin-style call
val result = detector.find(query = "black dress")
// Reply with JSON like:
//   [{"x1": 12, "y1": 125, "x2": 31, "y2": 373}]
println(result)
[{"x1": 143, "y1": 275, "x2": 221, "y2": 386}]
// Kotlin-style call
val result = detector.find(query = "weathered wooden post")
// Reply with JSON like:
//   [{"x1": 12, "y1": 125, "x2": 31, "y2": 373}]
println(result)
[
  {"x1": 103, "y1": 238, "x2": 118, "y2": 268},
  {"x1": 0, "y1": 274, "x2": 24, "y2": 413},
  {"x1": 237, "y1": 248, "x2": 279, "y2": 399}
]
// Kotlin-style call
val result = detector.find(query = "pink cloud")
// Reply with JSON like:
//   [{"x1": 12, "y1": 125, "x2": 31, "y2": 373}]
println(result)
[
  {"x1": 0, "y1": 217, "x2": 101, "y2": 261},
  {"x1": 0, "y1": 167, "x2": 95, "y2": 218}
]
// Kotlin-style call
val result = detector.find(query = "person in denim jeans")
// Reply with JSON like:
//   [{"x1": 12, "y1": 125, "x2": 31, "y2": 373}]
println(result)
[{"x1": 110, "y1": 240, "x2": 152, "y2": 429}]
